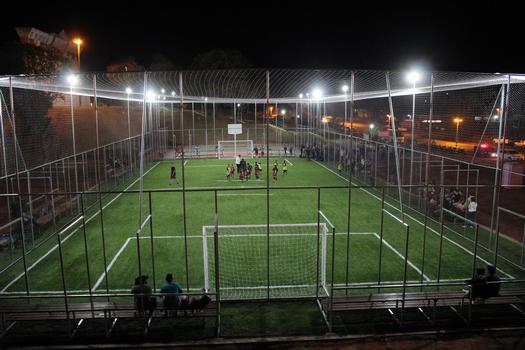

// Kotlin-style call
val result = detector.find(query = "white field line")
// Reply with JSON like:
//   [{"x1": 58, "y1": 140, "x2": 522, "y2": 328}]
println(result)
[
  {"x1": 91, "y1": 237, "x2": 132, "y2": 292},
  {"x1": 133, "y1": 232, "x2": 377, "y2": 240},
  {"x1": 217, "y1": 193, "x2": 272, "y2": 196},
  {"x1": 186, "y1": 165, "x2": 229, "y2": 167},
  {"x1": 184, "y1": 160, "x2": 188, "y2": 166},
  {"x1": 0, "y1": 162, "x2": 161, "y2": 293},
  {"x1": 284, "y1": 159, "x2": 294, "y2": 166},
  {"x1": 312, "y1": 160, "x2": 515, "y2": 279},
  {"x1": 373, "y1": 233, "x2": 431, "y2": 281},
  {"x1": 216, "y1": 179, "x2": 264, "y2": 182}
]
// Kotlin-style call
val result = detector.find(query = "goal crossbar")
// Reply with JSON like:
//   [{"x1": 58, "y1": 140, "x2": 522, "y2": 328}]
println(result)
[{"x1": 217, "y1": 140, "x2": 253, "y2": 159}]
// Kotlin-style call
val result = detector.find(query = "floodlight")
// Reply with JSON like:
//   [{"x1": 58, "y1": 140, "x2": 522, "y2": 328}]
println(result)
[
  {"x1": 237, "y1": 103, "x2": 241, "y2": 107},
  {"x1": 299, "y1": 93, "x2": 304, "y2": 99},
  {"x1": 281, "y1": 109, "x2": 286, "y2": 115},
  {"x1": 67, "y1": 75, "x2": 78, "y2": 85},
  {"x1": 342, "y1": 85, "x2": 349, "y2": 93},
  {"x1": 161, "y1": 88, "x2": 165, "y2": 94},
  {"x1": 407, "y1": 70, "x2": 421, "y2": 83},
  {"x1": 493, "y1": 115, "x2": 499, "y2": 120},
  {"x1": 204, "y1": 97, "x2": 208, "y2": 101},
  {"x1": 171, "y1": 91, "x2": 176, "y2": 96},
  {"x1": 312, "y1": 89, "x2": 323, "y2": 99},
  {"x1": 146, "y1": 90, "x2": 156, "y2": 100},
  {"x1": 369, "y1": 123, "x2": 375, "y2": 129},
  {"x1": 296, "y1": 115, "x2": 300, "y2": 118},
  {"x1": 125, "y1": 87, "x2": 132, "y2": 94}
]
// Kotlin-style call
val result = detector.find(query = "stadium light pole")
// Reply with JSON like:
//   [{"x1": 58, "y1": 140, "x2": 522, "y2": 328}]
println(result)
[
  {"x1": 407, "y1": 70, "x2": 420, "y2": 206},
  {"x1": 126, "y1": 87, "x2": 133, "y2": 173},
  {"x1": 67, "y1": 74, "x2": 80, "y2": 211},
  {"x1": 72, "y1": 38, "x2": 82, "y2": 71},
  {"x1": 342, "y1": 85, "x2": 349, "y2": 161},
  {"x1": 454, "y1": 117, "x2": 463, "y2": 148}
]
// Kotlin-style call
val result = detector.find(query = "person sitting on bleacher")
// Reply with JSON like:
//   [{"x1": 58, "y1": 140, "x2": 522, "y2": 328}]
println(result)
[
  {"x1": 464, "y1": 265, "x2": 501, "y2": 303},
  {"x1": 160, "y1": 273, "x2": 186, "y2": 316},
  {"x1": 478, "y1": 265, "x2": 501, "y2": 301},
  {"x1": 131, "y1": 275, "x2": 156, "y2": 316},
  {"x1": 464, "y1": 267, "x2": 486, "y2": 302}
]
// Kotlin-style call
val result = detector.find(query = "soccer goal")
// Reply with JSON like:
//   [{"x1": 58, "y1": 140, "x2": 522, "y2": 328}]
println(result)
[
  {"x1": 217, "y1": 140, "x2": 253, "y2": 159},
  {"x1": 202, "y1": 223, "x2": 327, "y2": 300}
]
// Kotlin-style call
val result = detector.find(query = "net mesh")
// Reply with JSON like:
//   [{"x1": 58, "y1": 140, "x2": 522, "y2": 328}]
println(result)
[
  {"x1": 217, "y1": 140, "x2": 253, "y2": 159},
  {"x1": 203, "y1": 224, "x2": 327, "y2": 300}
]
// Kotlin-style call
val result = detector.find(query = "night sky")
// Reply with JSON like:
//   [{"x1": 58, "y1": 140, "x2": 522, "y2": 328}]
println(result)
[{"x1": 0, "y1": 2, "x2": 522, "y2": 73}]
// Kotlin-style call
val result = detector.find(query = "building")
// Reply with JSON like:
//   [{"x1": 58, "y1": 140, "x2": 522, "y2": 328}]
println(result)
[
  {"x1": 15, "y1": 27, "x2": 76, "y2": 59},
  {"x1": 15, "y1": 27, "x2": 89, "y2": 106}
]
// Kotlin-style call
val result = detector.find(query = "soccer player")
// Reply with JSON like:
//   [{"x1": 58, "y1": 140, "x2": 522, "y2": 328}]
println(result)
[
  {"x1": 337, "y1": 160, "x2": 344, "y2": 174},
  {"x1": 226, "y1": 164, "x2": 232, "y2": 181},
  {"x1": 170, "y1": 165, "x2": 179, "y2": 185},
  {"x1": 272, "y1": 164, "x2": 278, "y2": 181},
  {"x1": 282, "y1": 160, "x2": 288, "y2": 175},
  {"x1": 247, "y1": 163, "x2": 253, "y2": 180},
  {"x1": 255, "y1": 162, "x2": 261, "y2": 180}
]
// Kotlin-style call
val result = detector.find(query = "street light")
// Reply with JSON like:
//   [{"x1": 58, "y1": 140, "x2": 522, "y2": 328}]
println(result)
[
  {"x1": 72, "y1": 38, "x2": 82, "y2": 71},
  {"x1": 453, "y1": 117, "x2": 463, "y2": 148}
]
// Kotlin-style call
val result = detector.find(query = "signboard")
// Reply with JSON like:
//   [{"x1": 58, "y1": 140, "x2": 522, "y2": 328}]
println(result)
[{"x1": 228, "y1": 123, "x2": 242, "y2": 135}]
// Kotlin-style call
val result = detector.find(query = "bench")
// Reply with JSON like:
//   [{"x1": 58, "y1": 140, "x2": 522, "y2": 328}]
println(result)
[
  {"x1": 325, "y1": 288, "x2": 525, "y2": 328},
  {"x1": 1, "y1": 298, "x2": 219, "y2": 339},
  {"x1": 0, "y1": 302, "x2": 109, "y2": 339},
  {"x1": 103, "y1": 300, "x2": 218, "y2": 337}
]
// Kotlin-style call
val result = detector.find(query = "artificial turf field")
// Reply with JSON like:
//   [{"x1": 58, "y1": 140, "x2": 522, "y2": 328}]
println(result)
[{"x1": 1, "y1": 157, "x2": 524, "y2": 300}]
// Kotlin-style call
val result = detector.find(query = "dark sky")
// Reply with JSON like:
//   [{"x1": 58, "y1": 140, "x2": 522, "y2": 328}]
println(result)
[{"x1": 1, "y1": 2, "x2": 522, "y2": 73}]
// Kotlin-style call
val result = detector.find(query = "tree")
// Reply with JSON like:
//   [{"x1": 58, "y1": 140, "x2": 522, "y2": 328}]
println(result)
[
  {"x1": 0, "y1": 41, "x2": 69, "y2": 169},
  {"x1": 149, "y1": 53, "x2": 176, "y2": 71}
]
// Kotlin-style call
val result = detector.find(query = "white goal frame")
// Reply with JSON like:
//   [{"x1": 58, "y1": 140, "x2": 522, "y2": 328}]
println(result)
[
  {"x1": 217, "y1": 140, "x2": 253, "y2": 159},
  {"x1": 202, "y1": 223, "x2": 328, "y2": 298}
]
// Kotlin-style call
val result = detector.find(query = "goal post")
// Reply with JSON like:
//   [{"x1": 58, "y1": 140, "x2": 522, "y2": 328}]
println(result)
[
  {"x1": 217, "y1": 140, "x2": 253, "y2": 159},
  {"x1": 202, "y1": 223, "x2": 327, "y2": 300}
]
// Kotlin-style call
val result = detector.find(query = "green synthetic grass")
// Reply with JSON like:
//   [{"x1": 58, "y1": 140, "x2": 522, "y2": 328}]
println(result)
[{"x1": 1, "y1": 157, "x2": 525, "y2": 299}]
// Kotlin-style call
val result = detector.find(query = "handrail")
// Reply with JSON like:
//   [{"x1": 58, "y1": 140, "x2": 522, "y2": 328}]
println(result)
[
  {"x1": 0, "y1": 291, "x2": 217, "y2": 301},
  {"x1": 332, "y1": 279, "x2": 525, "y2": 291},
  {"x1": 0, "y1": 183, "x2": 500, "y2": 197}
]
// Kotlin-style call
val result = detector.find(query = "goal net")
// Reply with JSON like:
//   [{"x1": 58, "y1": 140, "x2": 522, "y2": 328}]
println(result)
[
  {"x1": 202, "y1": 223, "x2": 327, "y2": 300},
  {"x1": 217, "y1": 140, "x2": 253, "y2": 159}
]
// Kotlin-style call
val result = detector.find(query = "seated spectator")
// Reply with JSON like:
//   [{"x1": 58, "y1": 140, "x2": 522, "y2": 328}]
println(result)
[
  {"x1": 478, "y1": 265, "x2": 501, "y2": 300},
  {"x1": 131, "y1": 275, "x2": 156, "y2": 316},
  {"x1": 464, "y1": 268, "x2": 486, "y2": 301},
  {"x1": 160, "y1": 273, "x2": 186, "y2": 315}
]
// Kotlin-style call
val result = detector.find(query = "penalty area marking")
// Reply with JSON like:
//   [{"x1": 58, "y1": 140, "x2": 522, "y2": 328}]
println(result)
[
  {"x1": 1, "y1": 162, "x2": 161, "y2": 293},
  {"x1": 284, "y1": 158, "x2": 294, "y2": 166},
  {"x1": 312, "y1": 160, "x2": 515, "y2": 280}
]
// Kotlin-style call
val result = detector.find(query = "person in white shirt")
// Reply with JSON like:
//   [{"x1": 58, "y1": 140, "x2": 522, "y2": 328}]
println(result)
[
  {"x1": 466, "y1": 196, "x2": 478, "y2": 226},
  {"x1": 235, "y1": 155, "x2": 241, "y2": 174}
]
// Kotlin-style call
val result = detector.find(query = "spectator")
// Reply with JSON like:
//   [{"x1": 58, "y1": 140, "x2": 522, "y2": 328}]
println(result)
[
  {"x1": 131, "y1": 275, "x2": 156, "y2": 316},
  {"x1": 465, "y1": 196, "x2": 477, "y2": 227},
  {"x1": 160, "y1": 273, "x2": 185, "y2": 315},
  {"x1": 480, "y1": 265, "x2": 501, "y2": 300},
  {"x1": 463, "y1": 268, "x2": 486, "y2": 302}
]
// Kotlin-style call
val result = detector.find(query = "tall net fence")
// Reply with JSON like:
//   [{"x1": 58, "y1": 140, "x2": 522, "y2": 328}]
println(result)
[{"x1": 1, "y1": 69, "x2": 525, "y2": 304}]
